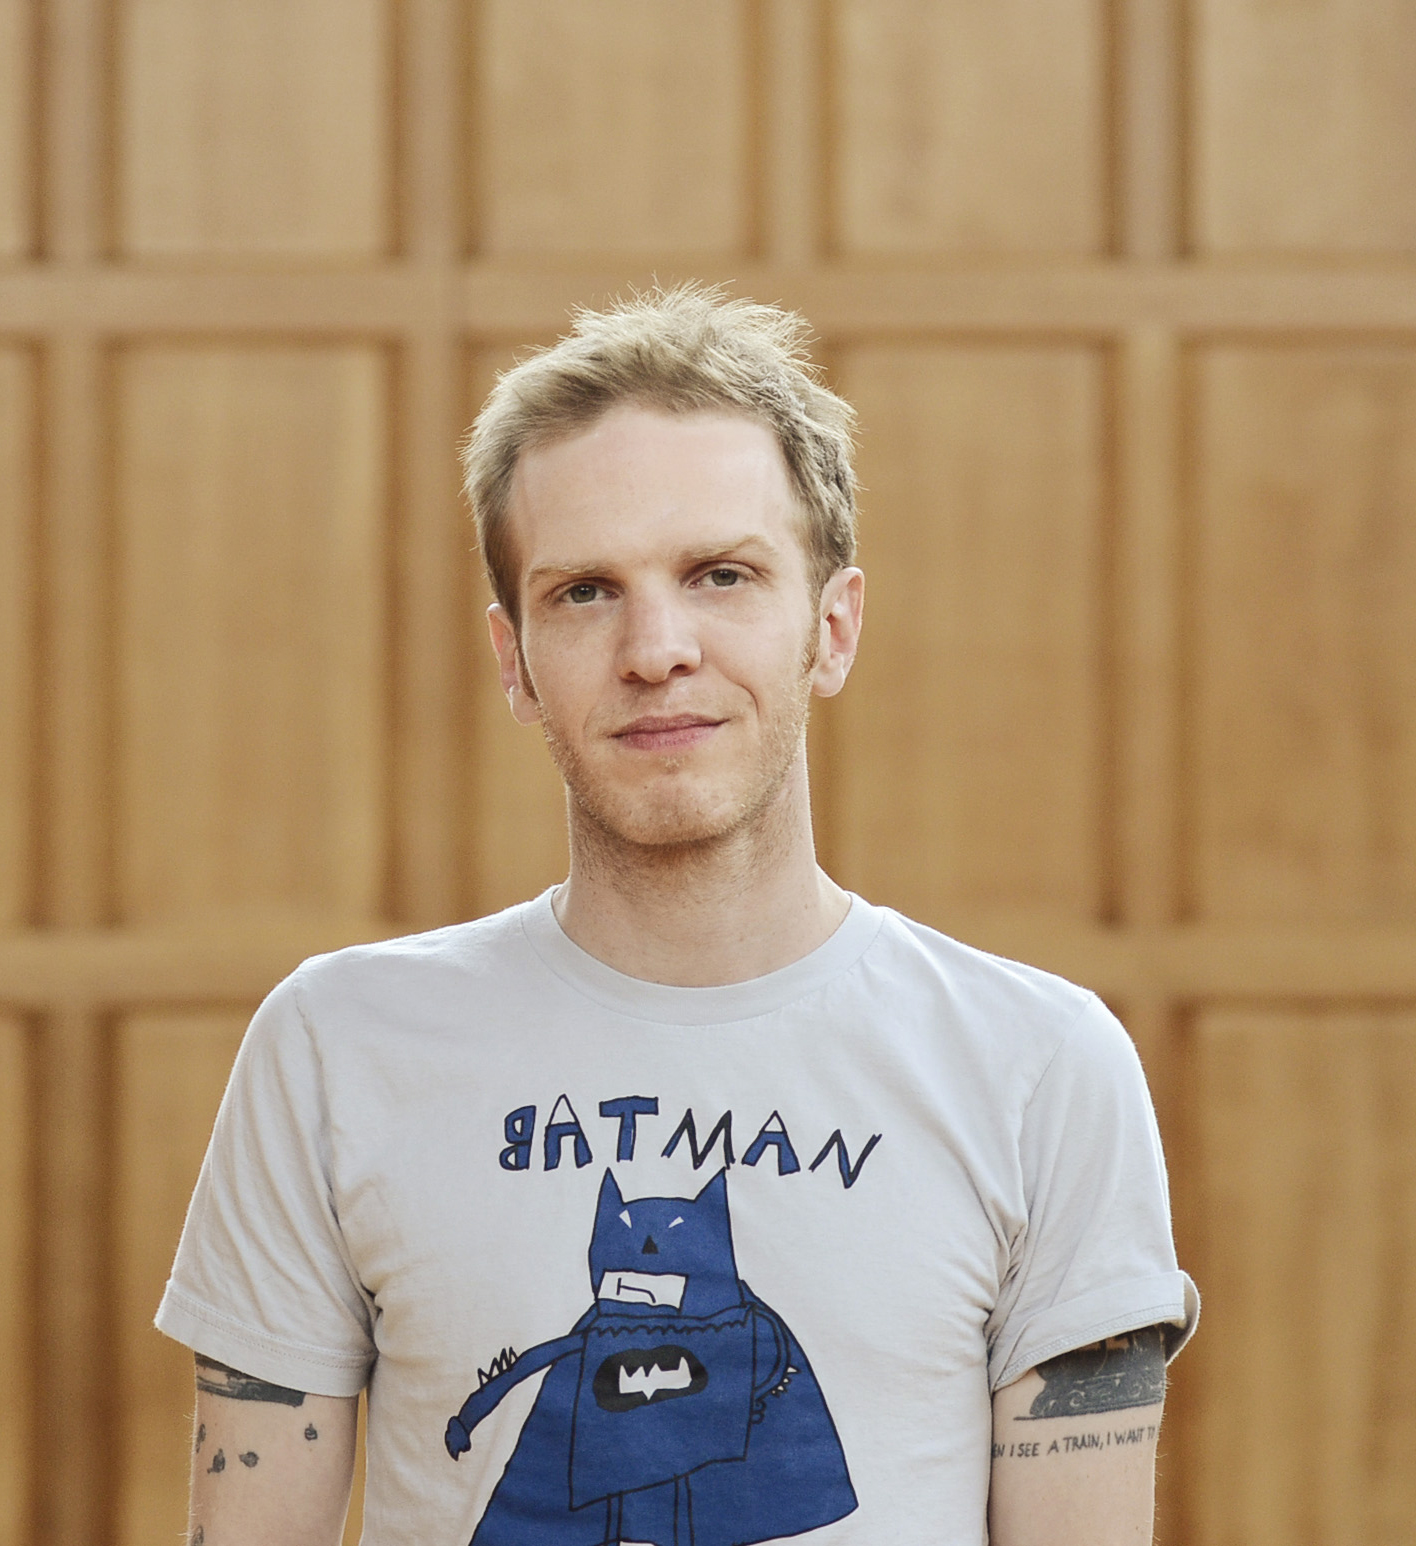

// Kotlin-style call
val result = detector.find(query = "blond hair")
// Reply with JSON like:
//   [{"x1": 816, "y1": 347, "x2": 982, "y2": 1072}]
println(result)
[{"x1": 463, "y1": 284, "x2": 858, "y2": 628}]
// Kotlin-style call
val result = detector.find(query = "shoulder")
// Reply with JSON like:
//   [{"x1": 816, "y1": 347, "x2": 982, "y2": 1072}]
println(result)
[
  {"x1": 846, "y1": 903, "x2": 1145, "y2": 1114},
  {"x1": 232, "y1": 898, "x2": 551, "y2": 1074},
  {"x1": 287, "y1": 896, "x2": 541, "y2": 1003},
  {"x1": 866, "y1": 905, "x2": 1099, "y2": 1035}
]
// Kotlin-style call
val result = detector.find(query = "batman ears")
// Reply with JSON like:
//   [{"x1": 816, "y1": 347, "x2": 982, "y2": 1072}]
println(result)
[
  {"x1": 598, "y1": 1168, "x2": 625, "y2": 1208},
  {"x1": 693, "y1": 1168, "x2": 729, "y2": 1205}
]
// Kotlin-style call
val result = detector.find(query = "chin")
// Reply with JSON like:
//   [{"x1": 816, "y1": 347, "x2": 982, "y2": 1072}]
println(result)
[
  {"x1": 578, "y1": 785, "x2": 751, "y2": 853},
  {"x1": 543, "y1": 717, "x2": 808, "y2": 858}
]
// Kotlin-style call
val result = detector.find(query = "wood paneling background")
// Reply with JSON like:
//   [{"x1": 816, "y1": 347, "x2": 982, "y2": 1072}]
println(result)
[{"x1": 2, "y1": 3, "x2": 1414, "y2": 1543}]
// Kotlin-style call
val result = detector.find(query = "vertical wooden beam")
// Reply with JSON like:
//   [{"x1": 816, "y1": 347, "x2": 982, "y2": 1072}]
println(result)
[
  {"x1": 390, "y1": 0, "x2": 468, "y2": 927},
  {"x1": 1115, "y1": 0, "x2": 1183, "y2": 260},
  {"x1": 37, "y1": 338, "x2": 108, "y2": 928},
  {"x1": 39, "y1": 0, "x2": 106, "y2": 262},
  {"x1": 32, "y1": 1004, "x2": 112, "y2": 1546},
  {"x1": 759, "y1": 0, "x2": 839, "y2": 864},
  {"x1": 36, "y1": 3, "x2": 111, "y2": 1543},
  {"x1": 1115, "y1": 328, "x2": 1182, "y2": 934},
  {"x1": 34, "y1": 343, "x2": 114, "y2": 1537},
  {"x1": 1112, "y1": 8, "x2": 1189, "y2": 1536},
  {"x1": 759, "y1": 0, "x2": 825, "y2": 266},
  {"x1": 0, "y1": 1016, "x2": 34, "y2": 1546},
  {"x1": 1115, "y1": 323, "x2": 1188, "y2": 1541}
]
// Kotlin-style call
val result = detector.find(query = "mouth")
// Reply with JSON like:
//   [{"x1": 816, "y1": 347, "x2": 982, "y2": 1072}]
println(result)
[
  {"x1": 610, "y1": 714, "x2": 725, "y2": 754},
  {"x1": 597, "y1": 1270, "x2": 688, "y2": 1309}
]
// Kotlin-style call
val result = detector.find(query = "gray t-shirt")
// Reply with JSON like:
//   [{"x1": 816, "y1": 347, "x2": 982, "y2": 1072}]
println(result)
[{"x1": 158, "y1": 891, "x2": 1197, "y2": 1545}]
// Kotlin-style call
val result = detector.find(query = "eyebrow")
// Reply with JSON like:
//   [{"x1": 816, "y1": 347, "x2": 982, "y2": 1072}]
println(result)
[{"x1": 524, "y1": 534, "x2": 781, "y2": 587}]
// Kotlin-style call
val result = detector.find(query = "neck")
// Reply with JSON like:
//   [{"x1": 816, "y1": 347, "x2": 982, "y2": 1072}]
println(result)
[{"x1": 552, "y1": 755, "x2": 850, "y2": 986}]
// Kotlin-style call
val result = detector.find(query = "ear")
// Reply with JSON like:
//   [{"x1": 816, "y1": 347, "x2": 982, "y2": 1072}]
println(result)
[
  {"x1": 693, "y1": 1168, "x2": 729, "y2": 1210},
  {"x1": 487, "y1": 603, "x2": 541, "y2": 726},
  {"x1": 597, "y1": 1168, "x2": 625, "y2": 1213},
  {"x1": 810, "y1": 567, "x2": 865, "y2": 699}
]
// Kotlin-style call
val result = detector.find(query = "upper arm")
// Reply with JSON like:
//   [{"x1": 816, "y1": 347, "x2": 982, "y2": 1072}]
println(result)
[
  {"x1": 188, "y1": 1356, "x2": 359, "y2": 1546},
  {"x1": 987, "y1": 1325, "x2": 1167, "y2": 1546}
]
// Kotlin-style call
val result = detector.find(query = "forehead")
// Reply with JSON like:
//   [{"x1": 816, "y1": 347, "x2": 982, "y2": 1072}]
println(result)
[{"x1": 508, "y1": 405, "x2": 801, "y2": 566}]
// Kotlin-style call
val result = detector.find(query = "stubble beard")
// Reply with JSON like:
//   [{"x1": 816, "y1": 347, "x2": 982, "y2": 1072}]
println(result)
[{"x1": 538, "y1": 656, "x2": 816, "y2": 885}]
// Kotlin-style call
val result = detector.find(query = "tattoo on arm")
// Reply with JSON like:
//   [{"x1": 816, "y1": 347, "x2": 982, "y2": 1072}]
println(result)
[
  {"x1": 1022, "y1": 1326, "x2": 1166, "y2": 1420},
  {"x1": 195, "y1": 1354, "x2": 307, "y2": 1408}
]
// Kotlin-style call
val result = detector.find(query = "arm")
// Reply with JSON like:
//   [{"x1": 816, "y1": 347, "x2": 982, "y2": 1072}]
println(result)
[
  {"x1": 187, "y1": 1355, "x2": 359, "y2": 1546},
  {"x1": 987, "y1": 1325, "x2": 1167, "y2": 1546},
  {"x1": 445, "y1": 1333, "x2": 586, "y2": 1457}
]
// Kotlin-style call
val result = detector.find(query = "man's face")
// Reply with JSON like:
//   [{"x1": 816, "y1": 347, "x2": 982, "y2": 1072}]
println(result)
[{"x1": 488, "y1": 405, "x2": 861, "y2": 852}]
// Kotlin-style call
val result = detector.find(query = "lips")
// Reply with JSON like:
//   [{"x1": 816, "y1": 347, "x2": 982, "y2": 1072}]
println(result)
[{"x1": 611, "y1": 714, "x2": 725, "y2": 752}]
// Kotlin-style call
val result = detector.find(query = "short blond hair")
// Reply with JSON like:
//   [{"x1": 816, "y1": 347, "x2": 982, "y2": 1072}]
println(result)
[{"x1": 463, "y1": 284, "x2": 858, "y2": 628}]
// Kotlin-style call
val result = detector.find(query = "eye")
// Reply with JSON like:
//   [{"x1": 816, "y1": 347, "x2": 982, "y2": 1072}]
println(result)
[
  {"x1": 668, "y1": 1217, "x2": 684, "y2": 1228},
  {"x1": 619, "y1": 1210, "x2": 632, "y2": 1227},
  {"x1": 565, "y1": 582, "x2": 602, "y2": 605},
  {"x1": 704, "y1": 568, "x2": 741, "y2": 588}
]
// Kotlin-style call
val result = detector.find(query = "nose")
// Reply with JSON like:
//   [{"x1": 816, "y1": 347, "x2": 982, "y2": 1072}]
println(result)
[
  {"x1": 616, "y1": 589, "x2": 701, "y2": 683},
  {"x1": 642, "y1": 1236, "x2": 659, "y2": 1255}
]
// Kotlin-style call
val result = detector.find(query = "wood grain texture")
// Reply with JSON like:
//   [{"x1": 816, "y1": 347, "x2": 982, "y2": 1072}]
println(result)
[
  {"x1": 38, "y1": 338, "x2": 108, "y2": 931},
  {"x1": 830, "y1": 0, "x2": 1107, "y2": 255},
  {"x1": 40, "y1": 0, "x2": 103, "y2": 261},
  {"x1": 1192, "y1": 1008, "x2": 1416, "y2": 1546},
  {"x1": 1116, "y1": 328, "x2": 1180, "y2": 926},
  {"x1": 832, "y1": 343, "x2": 1109, "y2": 924},
  {"x1": 761, "y1": 0, "x2": 826, "y2": 264},
  {"x1": 114, "y1": 1010, "x2": 246, "y2": 1546},
  {"x1": 33, "y1": 1009, "x2": 108, "y2": 1545},
  {"x1": 474, "y1": 0, "x2": 751, "y2": 257},
  {"x1": 116, "y1": 0, "x2": 391, "y2": 256},
  {"x1": 1189, "y1": 345, "x2": 1416, "y2": 924},
  {"x1": 0, "y1": 349, "x2": 34, "y2": 928},
  {"x1": 1116, "y1": 0, "x2": 1180, "y2": 259},
  {"x1": 6, "y1": 265, "x2": 1416, "y2": 334},
  {"x1": 0, "y1": 1017, "x2": 31, "y2": 1546},
  {"x1": 1192, "y1": 0, "x2": 1416, "y2": 254},
  {"x1": 114, "y1": 346, "x2": 390, "y2": 925},
  {"x1": 0, "y1": 0, "x2": 32, "y2": 257},
  {"x1": 463, "y1": 348, "x2": 569, "y2": 916}
]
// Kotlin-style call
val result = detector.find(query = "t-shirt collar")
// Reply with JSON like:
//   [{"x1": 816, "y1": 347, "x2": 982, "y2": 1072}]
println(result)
[{"x1": 519, "y1": 886, "x2": 884, "y2": 1026}]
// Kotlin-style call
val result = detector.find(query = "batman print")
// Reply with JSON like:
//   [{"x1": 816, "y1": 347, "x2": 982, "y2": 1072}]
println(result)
[{"x1": 445, "y1": 1169, "x2": 857, "y2": 1545}]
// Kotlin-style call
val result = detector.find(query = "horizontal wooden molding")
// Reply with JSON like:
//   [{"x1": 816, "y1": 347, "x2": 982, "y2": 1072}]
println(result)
[
  {"x1": 3, "y1": 261, "x2": 1416, "y2": 335},
  {"x1": 0, "y1": 918, "x2": 1413, "y2": 1008}
]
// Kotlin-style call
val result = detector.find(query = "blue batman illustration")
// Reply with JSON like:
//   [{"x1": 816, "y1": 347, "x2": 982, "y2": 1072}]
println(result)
[{"x1": 445, "y1": 1169, "x2": 857, "y2": 1545}]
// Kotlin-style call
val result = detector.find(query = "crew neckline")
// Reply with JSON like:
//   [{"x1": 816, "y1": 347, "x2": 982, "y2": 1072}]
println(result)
[{"x1": 518, "y1": 887, "x2": 885, "y2": 1025}]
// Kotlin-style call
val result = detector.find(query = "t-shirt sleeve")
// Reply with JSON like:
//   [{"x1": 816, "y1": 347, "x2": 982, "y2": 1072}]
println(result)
[
  {"x1": 154, "y1": 969, "x2": 377, "y2": 1398},
  {"x1": 985, "y1": 994, "x2": 1199, "y2": 1392}
]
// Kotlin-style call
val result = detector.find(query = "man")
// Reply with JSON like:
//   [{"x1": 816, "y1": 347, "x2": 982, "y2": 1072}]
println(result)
[{"x1": 159, "y1": 286, "x2": 1196, "y2": 1545}]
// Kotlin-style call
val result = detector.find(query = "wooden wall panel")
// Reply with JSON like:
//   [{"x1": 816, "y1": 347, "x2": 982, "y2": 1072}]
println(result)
[
  {"x1": 830, "y1": 0, "x2": 1108, "y2": 256},
  {"x1": 0, "y1": 349, "x2": 33, "y2": 928},
  {"x1": 114, "y1": 1010, "x2": 245, "y2": 1546},
  {"x1": 0, "y1": 0, "x2": 32, "y2": 257},
  {"x1": 464, "y1": 349, "x2": 569, "y2": 916},
  {"x1": 0, "y1": 1016, "x2": 31, "y2": 1546},
  {"x1": 832, "y1": 343, "x2": 1109, "y2": 923},
  {"x1": 115, "y1": 346, "x2": 389, "y2": 925},
  {"x1": 1191, "y1": 1008, "x2": 1416, "y2": 1546},
  {"x1": 475, "y1": 0, "x2": 751, "y2": 257},
  {"x1": 1192, "y1": 0, "x2": 1416, "y2": 254},
  {"x1": 116, "y1": 0, "x2": 391, "y2": 257},
  {"x1": 114, "y1": 1010, "x2": 365, "y2": 1546},
  {"x1": 1189, "y1": 345, "x2": 1416, "y2": 924}
]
